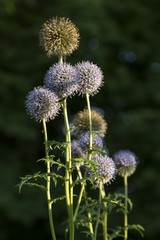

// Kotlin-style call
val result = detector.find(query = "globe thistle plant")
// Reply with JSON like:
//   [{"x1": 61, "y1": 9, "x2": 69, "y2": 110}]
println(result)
[
  {"x1": 25, "y1": 87, "x2": 60, "y2": 122},
  {"x1": 21, "y1": 16, "x2": 143, "y2": 240},
  {"x1": 40, "y1": 17, "x2": 80, "y2": 57},
  {"x1": 76, "y1": 61, "x2": 103, "y2": 96},
  {"x1": 79, "y1": 132, "x2": 103, "y2": 153},
  {"x1": 113, "y1": 150, "x2": 137, "y2": 240},
  {"x1": 88, "y1": 154, "x2": 116, "y2": 185},
  {"x1": 44, "y1": 62, "x2": 78, "y2": 99},
  {"x1": 73, "y1": 108, "x2": 107, "y2": 137},
  {"x1": 113, "y1": 150, "x2": 137, "y2": 177}
]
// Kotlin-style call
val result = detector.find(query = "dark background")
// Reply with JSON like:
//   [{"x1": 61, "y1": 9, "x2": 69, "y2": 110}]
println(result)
[{"x1": 1, "y1": 0, "x2": 160, "y2": 239}]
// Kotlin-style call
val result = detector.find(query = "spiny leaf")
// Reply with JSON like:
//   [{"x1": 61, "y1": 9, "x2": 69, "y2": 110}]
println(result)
[
  {"x1": 114, "y1": 193, "x2": 133, "y2": 210},
  {"x1": 20, "y1": 182, "x2": 47, "y2": 192},
  {"x1": 128, "y1": 224, "x2": 145, "y2": 237},
  {"x1": 47, "y1": 140, "x2": 70, "y2": 150},
  {"x1": 108, "y1": 227, "x2": 124, "y2": 240},
  {"x1": 38, "y1": 157, "x2": 67, "y2": 169},
  {"x1": 18, "y1": 171, "x2": 44, "y2": 193},
  {"x1": 51, "y1": 195, "x2": 66, "y2": 204}
]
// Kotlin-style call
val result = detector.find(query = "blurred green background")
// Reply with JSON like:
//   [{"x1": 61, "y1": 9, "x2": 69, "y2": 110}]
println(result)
[{"x1": 1, "y1": 0, "x2": 160, "y2": 239}]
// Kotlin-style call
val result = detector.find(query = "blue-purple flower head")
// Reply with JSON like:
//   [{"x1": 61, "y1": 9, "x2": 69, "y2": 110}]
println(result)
[
  {"x1": 44, "y1": 63, "x2": 78, "y2": 99},
  {"x1": 113, "y1": 150, "x2": 137, "y2": 177},
  {"x1": 71, "y1": 140, "x2": 84, "y2": 158},
  {"x1": 79, "y1": 132, "x2": 103, "y2": 153},
  {"x1": 71, "y1": 140, "x2": 85, "y2": 167},
  {"x1": 76, "y1": 61, "x2": 103, "y2": 96},
  {"x1": 25, "y1": 87, "x2": 60, "y2": 122},
  {"x1": 88, "y1": 154, "x2": 116, "y2": 185}
]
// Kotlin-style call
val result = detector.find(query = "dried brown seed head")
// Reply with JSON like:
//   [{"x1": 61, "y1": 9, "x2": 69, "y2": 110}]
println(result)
[
  {"x1": 40, "y1": 17, "x2": 80, "y2": 57},
  {"x1": 73, "y1": 109, "x2": 107, "y2": 138}
]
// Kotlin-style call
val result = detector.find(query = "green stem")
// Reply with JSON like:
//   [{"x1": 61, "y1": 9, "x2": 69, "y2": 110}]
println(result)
[
  {"x1": 73, "y1": 166, "x2": 86, "y2": 222},
  {"x1": 59, "y1": 55, "x2": 74, "y2": 240},
  {"x1": 94, "y1": 182, "x2": 102, "y2": 240},
  {"x1": 86, "y1": 93, "x2": 92, "y2": 161},
  {"x1": 63, "y1": 99, "x2": 74, "y2": 240},
  {"x1": 124, "y1": 175, "x2": 128, "y2": 240},
  {"x1": 101, "y1": 185, "x2": 108, "y2": 240},
  {"x1": 74, "y1": 167, "x2": 94, "y2": 240},
  {"x1": 85, "y1": 93, "x2": 95, "y2": 240},
  {"x1": 42, "y1": 119, "x2": 56, "y2": 240},
  {"x1": 59, "y1": 55, "x2": 63, "y2": 63}
]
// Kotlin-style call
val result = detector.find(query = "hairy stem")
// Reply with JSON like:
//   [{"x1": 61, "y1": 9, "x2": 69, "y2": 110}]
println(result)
[
  {"x1": 42, "y1": 119, "x2": 56, "y2": 240},
  {"x1": 124, "y1": 175, "x2": 128, "y2": 240}
]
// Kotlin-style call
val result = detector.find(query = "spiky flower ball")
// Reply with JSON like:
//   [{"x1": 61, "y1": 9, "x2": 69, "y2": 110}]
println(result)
[
  {"x1": 113, "y1": 150, "x2": 137, "y2": 177},
  {"x1": 40, "y1": 17, "x2": 80, "y2": 57},
  {"x1": 76, "y1": 61, "x2": 103, "y2": 96},
  {"x1": 71, "y1": 140, "x2": 84, "y2": 158},
  {"x1": 88, "y1": 154, "x2": 116, "y2": 185},
  {"x1": 79, "y1": 132, "x2": 103, "y2": 152},
  {"x1": 44, "y1": 63, "x2": 78, "y2": 99},
  {"x1": 73, "y1": 109, "x2": 107, "y2": 137},
  {"x1": 25, "y1": 87, "x2": 60, "y2": 122}
]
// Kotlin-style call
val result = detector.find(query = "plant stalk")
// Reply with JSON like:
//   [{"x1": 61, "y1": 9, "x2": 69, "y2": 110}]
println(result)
[
  {"x1": 86, "y1": 93, "x2": 92, "y2": 161},
  {"x1": 73, "y1": 166, "x2": 86, "y2": 222},
  {"x1": 59, "y1": 55, "x2": 74, "y2": 240},
  {"x1": 124, "y1": 175, "x2": 128, "y2": 240},
  {"x1": 86, "y1": 93, "x2": 95, "y2": 239},
  {"x1": 63, "y1": 98, "x2": 74, "y2": 240},
  {"x1": 100, "y1": 185, "x2": 108, "y2": 240},
  {"x1": 42, "y1": 119, "x2": 56, "y2": 240},
  {"x1": 94, "y1": 182, "x2": 102, "y2": 240}
]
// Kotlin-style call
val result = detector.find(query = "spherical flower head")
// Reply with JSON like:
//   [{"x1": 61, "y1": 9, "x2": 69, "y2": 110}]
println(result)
[
  {"x1": 44, "y1": 62, "x2": 78, "y2": 99},
  {"x1": 25, "y1": 87, "x2": 60, "y2": 122},
  {"x1": 113, "y1": 150, "x2": 137, "y2": 177},
  {"x1": 40, "y1": 17, "x2": 80, "y2": 57},
  {"x1": 73, "y1": 109, "x2": 107, "y2": 137},
  {"x1": 88, "y1": 154, "x2": 116, "y2": 185},
  {"x1": 76, "y1": 61, "x2": 103, "y2": 96},
  {"x1": 71, "y1": 140, "x2": 85, "y2": 167},
  {"x1": 71, "y1": 140, "x2": 84, "y2": 158},
  {"x1": 79, "y1": 132, "x2": 103, "y2": 153}
]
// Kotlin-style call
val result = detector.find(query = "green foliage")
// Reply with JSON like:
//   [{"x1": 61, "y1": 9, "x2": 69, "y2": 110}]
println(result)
[
  {"x1": 47, "y1": 140, "x2": 70, "y2": 151},
  {"x1": 18, "y1": 167, "x2": 65, "y2": 193},
  {"x1": 18, "y1": 171, "x2": 47, "y2": 193},
  {"x1": 128, "y1": 224, "x2": 145, "y2": 237}
]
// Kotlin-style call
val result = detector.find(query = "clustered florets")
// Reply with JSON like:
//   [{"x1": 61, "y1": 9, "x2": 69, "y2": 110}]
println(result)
[
  {"x1": 71, "y1": 140, "x2": 85, "y2": 167},
  {"x1": 71, "y1": 140, "x2": 84, "y2": 158},
  {"x1": 73, "y1": 109, "x2": 107, "y2": 137},
  {"x1": 88, "y1": 154, "x2": 116, "y2": 185},
  {"x1": 76, "y1": 61, "x2": 103, "y2": 96},
  {"x1": 40, "y1": 17, "x2": 80, "y2": 57},
  {"x1": 44, "y1": 63, "x2": 78, "y2": 99},
  {"x1": 79, "y1": 132, "x2": 103, "y2": 152},
  {"x1": 113, "y1": 150, "x2": 137, "y2": 177},
  {"x1": 25, "y1": 87, "x2": 60, "y2": 122}
]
